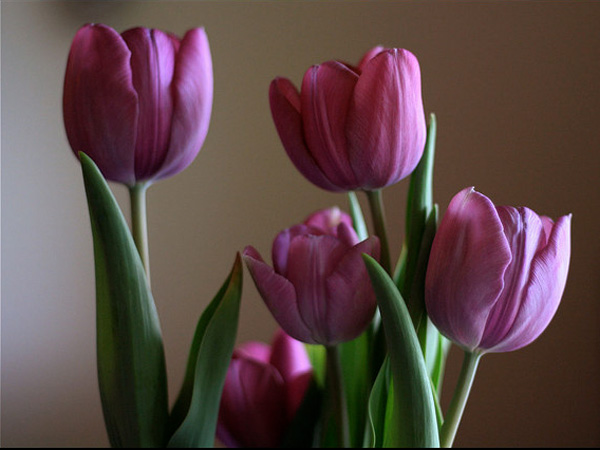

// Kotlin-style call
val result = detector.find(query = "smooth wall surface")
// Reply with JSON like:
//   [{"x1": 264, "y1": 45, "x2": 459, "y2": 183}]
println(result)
[{"x1": 2, "y1": 1, "x2": 599, "y2": 447}]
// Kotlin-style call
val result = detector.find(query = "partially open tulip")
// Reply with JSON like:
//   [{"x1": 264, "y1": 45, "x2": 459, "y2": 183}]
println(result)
[
  {"x1": 425, "y1": 187, "x2": 572, "y2": 353},
  {"x1": 217, "y1": 329, "x2": 313, "y2": 448},
  {"x1": 63, "y1": 23, "x2": 213, "y2": 186},
  {"x1": 269, "y1": 46, "x2": 426, "y2": 192},
  {"x1": 243, "y1": 207, "x2": 380, "y2": 346}
]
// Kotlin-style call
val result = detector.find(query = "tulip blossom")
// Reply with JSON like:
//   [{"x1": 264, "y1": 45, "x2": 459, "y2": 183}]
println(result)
[
  {"x1": 425, "y1": 187, "x2": 572, "y2": 354},
  {"x1": 217, "y1": 329, "x2": 313, "y2": 448},
  {"x1": 63, "y1": 23, "x2": 213, "y2": 186},
  {"x1": 243, "y1": 207, "x2": 380, "y2": 346},
  {"x1": 269, "y1": 46, "x2": 426, "y2": 192}
]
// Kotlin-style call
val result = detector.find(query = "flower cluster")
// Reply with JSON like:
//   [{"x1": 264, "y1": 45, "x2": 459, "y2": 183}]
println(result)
[{"x1": 64, "y1": 23, "x2": 572, "y2": 449}]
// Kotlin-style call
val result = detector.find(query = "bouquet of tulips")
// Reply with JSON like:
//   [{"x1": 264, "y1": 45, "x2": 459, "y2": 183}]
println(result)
[{"x1": 63, "y1": 23, "x2": 572, "y2": 448}]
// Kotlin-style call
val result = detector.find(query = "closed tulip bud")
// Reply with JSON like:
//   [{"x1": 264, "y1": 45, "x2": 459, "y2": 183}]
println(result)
[
  {"x1": 63, "y1": 23, "x2": 213, "y2": 186},
  {"x1": 269, "y1": 46, "x2": 426, "y2": 192},
  {"x1": 217, "y1": 329, "x2": 313, "y2": 448},
  {"x1": 243, "y1": 208, "x2": 380, "y2": 346},
  {"x1": 425, "y1": 187, "x2": 572, "y2": 354}
]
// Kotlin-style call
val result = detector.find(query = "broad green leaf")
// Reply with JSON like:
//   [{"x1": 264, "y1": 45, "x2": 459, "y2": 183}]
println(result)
[
  {"x1": 80, "y1": 153, "x2": 169, "y2": 447},
  {"x1": 396, "y1": 112, "x2": 437, "y2": 308},
  {"x1": 363, "y1": 255, "x2": 440, "y2": 448},
  {"x1": 168, "y1": 253, "x2": 243, "y2": 448}
]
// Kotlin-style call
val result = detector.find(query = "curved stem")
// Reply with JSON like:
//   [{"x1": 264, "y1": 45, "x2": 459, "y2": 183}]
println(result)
[
  {"x1": 440, "y1": 350, "x2": 482, "y2": 448},
  {"x1": 324, "y1": 345, "x2": 350, "y2": 448},
  {"x1": 129, "y1": 183, "x2": 151, "y2": 283},
  {"x1": 366, "y1": 189, "x2": 392, "y2": 275}
]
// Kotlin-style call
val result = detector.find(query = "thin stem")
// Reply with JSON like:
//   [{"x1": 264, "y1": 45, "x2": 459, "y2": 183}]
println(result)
[
  {"x1": 440, "y1": 350, "x2": 482, "y2": 448},
  {"x1": 366, "y1": 189, "x2": 392, "y2": 275},
  {"x1": 324, "y1": 345, "x2": 350, "y2": 448},
  {"x1": 129, "y1": 183, "x2": 151, "y2": 283}
]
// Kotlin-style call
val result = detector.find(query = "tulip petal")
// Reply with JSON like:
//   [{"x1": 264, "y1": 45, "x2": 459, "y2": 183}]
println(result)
[
  {"x1": 63, "y1": 24, "x2": 138, "y2": 185},
  {"x1": 347, "y1": 49, "x2": 426, "y2": 189},
  {"x1": 285, "y1": 235, "x2": 349, "y2": 345},
  {"x1": 425, "y1": 187, "x2": 512, "y2": 351},
  {"x1": 242, "y1": 246, "x2": 314, "y2": 344},
  {"x1": 480, "y1": 207, "x2": 546, "y2": 349},
  {"x1": 269, "y1": 329, "x2": 312, "y2": 384},
  {"x1": 272, "y1": 224, "x2": 315, "y2": 277},
  {"x1": 303, "y1": 206, "x2": 353, "y2": 235},
  {"x1": 234, "y1": 341, "x2": 271, "y2": 364},
  {"x1": 121, "y1": 28, "x2": 175, "y2": 181},
  {"x1": 269, "y1": 78, "x2": 342, "y2": 191},
  {"x1": 301, "y1": 62, "x2": 360, "y2": 190},
  {"x1": 357, "y1": 46, "x2": 385, "y2": 72},
  {"x1": 217, "y1": 358, "x2": 287, "y2": 448},
  {"x1": 487, "y1": 214, "x2": 571, "y2": 352},
  {"x1": 285, "y1": 371, "x2": 313, "y2": 423},
  {"x1": 155, "y1": 28, "x2": 213, "y2": 180},
  {"x1": 324, "y1": 237, "x2": 380, "y2": 344}
]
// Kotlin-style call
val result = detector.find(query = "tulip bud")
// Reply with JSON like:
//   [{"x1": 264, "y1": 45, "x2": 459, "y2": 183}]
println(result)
[
  {"x1": 425, "y1": 187, "x2": 572, "y2": 353},
  {"x1": 243, "y1": 208, "x2": 380, "y2": 346},
  {"x1": 217, "y1": 329, "x2": 313, "y2": 448},
  {"x1": 269, "y1": 47, "x2": 426, "y2": 192},
  {"x1": 63, "y1": 23, "x2": 213, "y2": 186}
]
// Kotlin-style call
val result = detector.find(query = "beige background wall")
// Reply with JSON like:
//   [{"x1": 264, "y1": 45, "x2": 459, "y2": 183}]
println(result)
[{"x1": 2, "y1": 1, "x2": 599, "y2": 447}]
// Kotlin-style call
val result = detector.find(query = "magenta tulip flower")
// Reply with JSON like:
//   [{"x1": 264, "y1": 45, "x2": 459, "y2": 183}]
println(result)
[
  {"x1": 63, "y1": 23, "x2": 213, "y2": 186},
  {"x1": 269, "y1": 46, "x2": 426, "y2": 192},
  {"x1": 243, "y1": 207, "x2": 380, "y2": 346},
  {"x1": 217, "y1": 328, "x2": 313, "y2": 448},
  {"x1": 425, "y1": 187, "x2": 572, "y2": 354}
]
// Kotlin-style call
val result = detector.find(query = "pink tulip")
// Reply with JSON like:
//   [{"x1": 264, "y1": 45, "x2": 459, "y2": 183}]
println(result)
[
  {"x1": 243, "y1": 207, "x2": 380, "y2": 346},
  {"x1": 63, "y1": 23, "x2": 213, "y2": 186},
  {"x1": 217, "y1": 329, "x2": 313, "y2": 448},
  {"x1": 269, "y1": 46, "x2": 426, "y2": 192},
  {"x1": 425, "y1": 187, "x2": 572, "y2": 353}
]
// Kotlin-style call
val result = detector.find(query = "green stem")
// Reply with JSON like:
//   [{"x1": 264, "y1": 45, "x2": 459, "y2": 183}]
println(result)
[
  {"x1": 129, "y1": 182, "x2": 151, "y2": 282},
  {"x1": 324, "y1": 345, "x2": 350, "y2": 448},
  {"x1": 440, "y1": 350, "x2": 482, "y2": 448},
  {"x1": 366, "y1": 189, "x2": 391, "y2": 275}
]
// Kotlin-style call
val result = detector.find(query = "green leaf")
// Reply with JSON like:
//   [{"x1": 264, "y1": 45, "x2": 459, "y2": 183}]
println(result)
[
  {"x1": 363, "y1": 254, "x2": 440, "y2": 448},
  {"x1": 339, "y1": 329, "x2": 373, "y2": 447},
  {"x1": 80, "y1": 153, "x2": 169, "y2": 447},
  {"x1": 168, "y1": 253, "x2": 243, "y2": 448},
  {"x1": 396, "y1": 112, "x2": 437, "y2": 305},
  {"x1": 364, "y1": 356, "x2": 392, "y2": 448}
]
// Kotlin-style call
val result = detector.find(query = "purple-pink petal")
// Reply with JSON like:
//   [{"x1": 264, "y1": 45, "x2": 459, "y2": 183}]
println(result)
[
  {"x1": 324, "y1": 236, "x2": 380, "y2": 344},
  {"x1": 479, "y1": 206, "x2": 546, "y2": 349},
  {"x1": 285, "y1": 235, "x2": 349, "y2": 344},
  {"x1": 269, "y1": 78, "x2": 341, "y2": 191},
  {"x1": 63, "y1": 23, "x2": 138, "y2": 185},
  {"x1": 300, "y1": 62, "x2": 360, "y2": 190},
  {"x1": 347, "y1": 48, "x2": 426, "y2": 189},
  {"x1": 154, "y1": 27, "x2": 213, "y2": 181},
  {"x1": 486, "y1": 214, "x2": 572, "y2": 352},
  {"x1": 217, "y1": 358, "x2": 286, "y2": 448},
  {"x1": 425, "y1": 187, "x2": 512, "y2": 351},
  {"x1": 234, "y1": 341, "x2": 271, "y2": 364},
  {"x1": 242, "y1": 246, "x2": 313, "y2": 344},
  {"x1": 357, "y1": 46, "x2": 385, "y2": 71},
  {"x1": 269, "y1": 329, "x2": 312, "y2": 383},
  {"x1": 121, "y1": 27, "x2": 175, "y2": 181}
]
